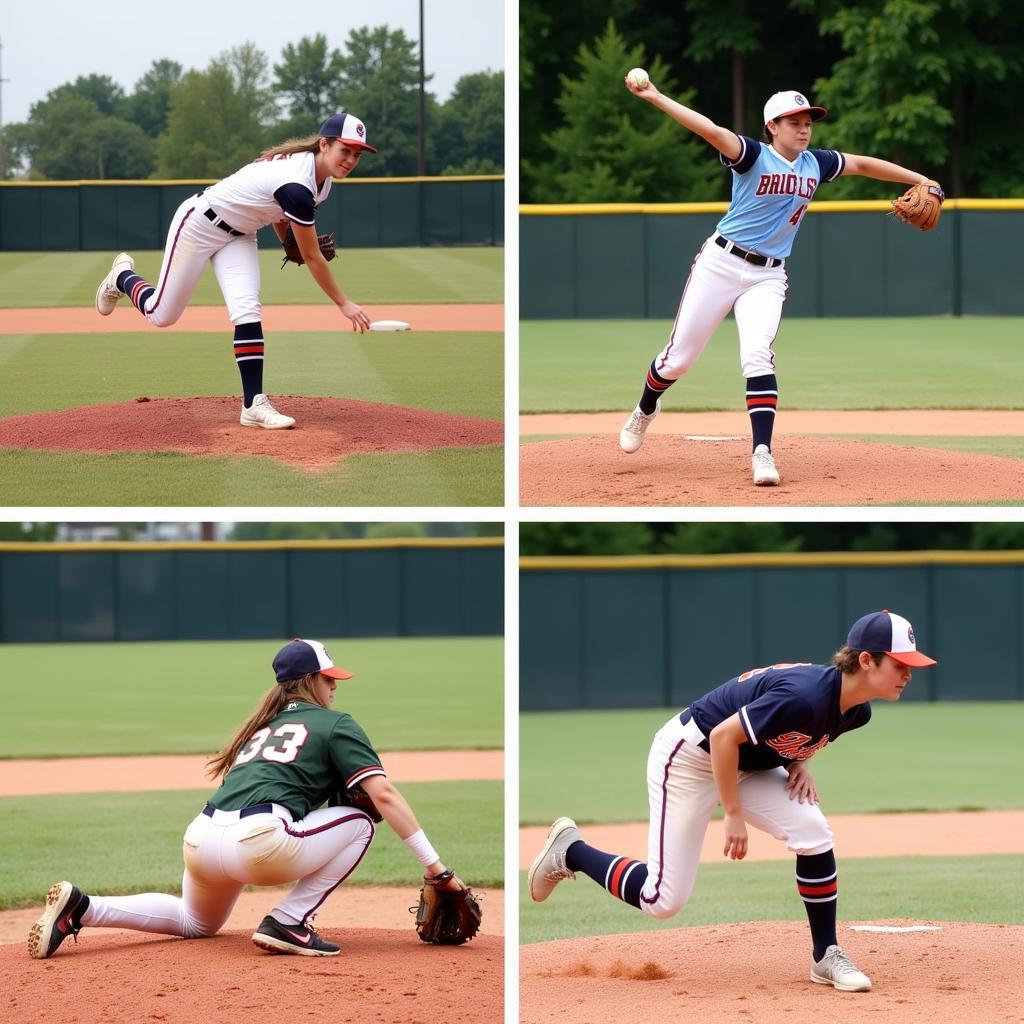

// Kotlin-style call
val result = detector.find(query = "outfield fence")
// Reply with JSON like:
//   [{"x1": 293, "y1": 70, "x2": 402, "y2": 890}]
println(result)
[
  {"x1": 0, "y1": 538, "x2": 503, "y2": 642},
  {"x1": 520, "y1": 200, "x2": 1023, "y2": 318},
  {"x1": 0, "y1": 175, "x2": 504, "y2": 251},
  {"x1": 520, "y1": 551, "x2": 1024, "y2": 710}
]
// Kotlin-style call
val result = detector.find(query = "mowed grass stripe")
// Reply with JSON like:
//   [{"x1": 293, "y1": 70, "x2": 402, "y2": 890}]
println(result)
[
  {"x1": 0, "y1": 249, "x2": 504, "y2": 308},
  {"x1": 520, "y1": 703, "x2": 1024, "y2": 823},
  {"x1": 0, "y1": 637, "x2": 503, "y2": 758},
  {"x1": 0, "y1": 781, "x2": 503, "y2": 909},
  {"x1": 519, "y1": 853, "x2": 1024, "y2": 942},
  {"x1": 520, "y1": 318, "x2": 1024, "y2": 412}
]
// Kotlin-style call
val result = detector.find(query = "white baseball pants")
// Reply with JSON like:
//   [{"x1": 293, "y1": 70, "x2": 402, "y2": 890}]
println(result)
[
  {"x1": 639, "y1": 713, "x2": 833, "y2": 919},
  {"x1": 81, "y1": 804, "x2": 375, "y2": 936},
  {"x1": 137, "y1": 195, "x2": 262, "y2": 328},
  {"x1": 654, "y1": 234, "x2": 789, "y2": 381}
]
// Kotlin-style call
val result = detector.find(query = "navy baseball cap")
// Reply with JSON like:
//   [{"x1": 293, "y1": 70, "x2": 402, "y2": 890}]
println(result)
[
  {"x1": 273, "y1": 638, "x2": 354, "y2": 683},
  {"x1": 846, "y1": 610, "x2": 937, "y2": 667},
  {"x1": 318, "y1": 112, "x2": 378, "y2": 153}
]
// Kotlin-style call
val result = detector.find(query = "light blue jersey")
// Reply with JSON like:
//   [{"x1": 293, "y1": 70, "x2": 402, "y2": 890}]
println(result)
[{"x1": 715, "y1": 135, "x2": 845, "y2": 259}]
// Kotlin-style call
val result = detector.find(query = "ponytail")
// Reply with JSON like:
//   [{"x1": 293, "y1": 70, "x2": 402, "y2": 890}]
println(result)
[
  {"x1": 206, "y1": 673, "x2": 325, "y2": 779},
  {"x1": 256, "y1": 134, "x2": 333, "y2": 162}
]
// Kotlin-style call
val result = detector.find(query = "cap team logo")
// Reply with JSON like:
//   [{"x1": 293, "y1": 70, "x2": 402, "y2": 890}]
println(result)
[
  {"x1": 907, "y1": 626, "x2": 916, "y2": 643},
  {"x1": 794, "y1": 93, "x2": 806, "y2": 106},
  {"x1": 356, "y1": 123, "x2": 365, "y2": 138}
]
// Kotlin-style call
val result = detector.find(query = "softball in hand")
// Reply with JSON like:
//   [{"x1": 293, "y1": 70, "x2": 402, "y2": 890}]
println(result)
[{"x1": 626, "y1": 67, "x2": 649, "y2": 90}]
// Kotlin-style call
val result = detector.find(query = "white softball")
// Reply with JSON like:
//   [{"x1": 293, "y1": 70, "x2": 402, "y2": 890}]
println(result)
[{"x1": 626, "y1": 67, "x2": 649, "y2": 90}]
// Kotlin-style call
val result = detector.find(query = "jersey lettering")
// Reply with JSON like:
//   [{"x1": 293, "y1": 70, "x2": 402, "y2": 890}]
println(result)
[
  {"x1": 766, "y1": 731, "x2": 831, "y2": 760},
  {"x1": 737, "y1": 662, "x2": 813, "y2": 683},
  {"x1": 754, "y1": 173, "x2": 818, "y2": 199},
  {"x1": 233, "y1": 723, "x2": 310, "y2": 765}
]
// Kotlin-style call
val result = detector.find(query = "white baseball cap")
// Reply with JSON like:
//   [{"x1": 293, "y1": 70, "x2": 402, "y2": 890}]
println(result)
[
  {"x1": 273, "y1": 638, "x2": 355, "y2": 682},
  {"x1": 318, "y1": 112, "x2": 378, "y2": 153},
  {"x1": 763, "y1": 90, "x2": 828, "y2": 125},
  {"x1": 846, "y1": 610, "x2": 937, "y2": 668}
]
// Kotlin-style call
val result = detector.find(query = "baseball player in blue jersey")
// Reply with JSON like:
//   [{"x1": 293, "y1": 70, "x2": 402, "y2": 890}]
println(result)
[
  {"x1": 618, "y1": 81, "x2": 944, "y2": 485},
  {"x1": 529, "y1": 610, "x2": 937, "y2": 992}
]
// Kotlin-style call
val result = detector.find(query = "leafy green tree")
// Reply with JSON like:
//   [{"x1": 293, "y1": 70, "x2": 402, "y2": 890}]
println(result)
[
  {"x1": 0, "y1": 523, "x2": 59, "y2": 541},
  {"x1": 44, "y1": 74, "x2": 126, "y2": 117},
  {"x1": 526, "y1": 21, "x2": 720, "y2": 202},
  {"x1": 658, "y1": 523, "x2": 803, "y2": 554},
  {"x1": 520, "y1": 523, "x2": 655, "y2": 555},
  {"x1": 273, "y1": 34, "x2": 346, "y2": 127},
  {"x1": 335, "y1": 25, "x2": 431, "y2": 176},
  {"x1": 157, "y1": 46, "x2": 275, "y2": 178},
  {"x1": 127, "y1": 60, "x2": 184, "y2": 138},
  {"x1": 434, "y1": 71, "x2": 504, "y2": 174}
]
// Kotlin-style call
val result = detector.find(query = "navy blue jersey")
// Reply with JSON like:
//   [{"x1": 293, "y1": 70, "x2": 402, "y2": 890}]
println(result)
[{"x1": 688, "y1": 662, "x2": 871, "y2": 771}]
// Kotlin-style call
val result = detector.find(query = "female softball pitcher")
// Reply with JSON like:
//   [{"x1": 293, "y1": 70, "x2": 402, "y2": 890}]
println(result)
[
  {"x1": 529, "y1": 610, "x2": 937, "y2": 992},
  {"x1": 29, "y1": 638, "x2": 465, "y2": 959},
  {"x1": 94, "y1": 113, "x2": 377, "y2": 429},
  {"x1": 618, "y1": 80, "x2": 943, "y2": 485}
]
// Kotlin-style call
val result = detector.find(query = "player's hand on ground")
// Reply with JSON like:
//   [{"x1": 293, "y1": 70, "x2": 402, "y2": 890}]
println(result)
[
  {"x1": 722, "y1": 813, "x2": 748, "y2": 860},
  {"x1": 784, "y1": 762, "x2": 819, "y2": 805},
  {"x1": 341, "y1": 300, "x2": 370, "y2": 333}
]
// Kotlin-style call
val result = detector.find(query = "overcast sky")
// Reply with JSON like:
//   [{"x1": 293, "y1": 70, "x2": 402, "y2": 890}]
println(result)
[{"x1": 0, "y1": 0, "x2": 505, "y2": 125}]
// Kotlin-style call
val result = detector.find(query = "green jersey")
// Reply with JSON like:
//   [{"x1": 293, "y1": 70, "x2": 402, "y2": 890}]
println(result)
[{"x1": 210, "y1": 699, "x2": 385, "y2": 819}]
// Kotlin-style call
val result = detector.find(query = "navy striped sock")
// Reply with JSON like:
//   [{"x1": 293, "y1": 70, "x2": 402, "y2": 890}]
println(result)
[
  {"x1": 639, "y1": 361, "x2": 674, "y2": 415},
  {"x1": 233, "y1": 322, "x2": 265, "y2": 407},
  {"x1": 746, "y1": 373, "x2": 778, "y2": 450},
  {"x1": 796, "y1": 850, "x2": 838, "y2": 961},
  {"x1": 118, "y1": 271, "x2": 155, "y2": 315},
  {"x1": 566, "y1": 840, "x2": 648, "y2": 909}
]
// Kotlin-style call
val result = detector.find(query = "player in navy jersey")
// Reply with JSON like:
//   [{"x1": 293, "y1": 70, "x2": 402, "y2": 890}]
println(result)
[
  {"x1": 617, "y1": 83, "x2": 943, "y2": 485},
  {"x1": 529, "y1": 610, "x2": 937, "y2": 992}
]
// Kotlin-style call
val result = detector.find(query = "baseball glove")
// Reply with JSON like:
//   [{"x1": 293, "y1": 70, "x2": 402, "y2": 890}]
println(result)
[
  {"x1": 328, "y1": 783, "x2": 382, "y2": 822},
  {"x1": 280, "y1": 226, "x2": 337, "y2": 268},
  {"x1": 413, "y1": 870, "x2": 482, "y2": 945},
  {"x1": 890, "y1": 180, "x2": 945, "y2": 231}
]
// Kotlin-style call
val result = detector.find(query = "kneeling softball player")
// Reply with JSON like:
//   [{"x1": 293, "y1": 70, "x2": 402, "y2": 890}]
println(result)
[
  {"x1": 529, "y1": 610, "x2": 936, "y2": 991},
  {"x1": 30, "y1": 639, "x2": 466, "y2": 959},
  {"x1": 94, "y1": 113, "x2": 376, "y2": 429}
]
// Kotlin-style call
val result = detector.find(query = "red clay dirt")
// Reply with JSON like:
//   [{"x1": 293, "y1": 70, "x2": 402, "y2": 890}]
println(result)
[
  {"x1": 520, "y1": 920, "x2": 1022, "y2": 1024},
  {"x1": 0, "y1": 396, "x2": 502, "y2": 470},
  {"x1": 520, "y1": 410, "x2": 1024, "y2": 505},
  {"x1": 0, "y1": 303, "x2": 504, "y2": 334}
]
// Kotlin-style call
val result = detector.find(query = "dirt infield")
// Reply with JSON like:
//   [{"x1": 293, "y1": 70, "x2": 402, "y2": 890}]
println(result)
[
  {"x1": 520, "y1": 920, "x2": 1022, "y2": 1024},
  {"x1": 0, "y1": 750, "x2": 503, "y2": 1023},
  {"x1": 0, "y1": 303, "x2": 504, "y2": 334},
  {"x1": 520, "y1": 411, "x2": 1024, "y2": 505},
  {"x1": 0, "y1": 396, "x2": 502, "y2": 470}
]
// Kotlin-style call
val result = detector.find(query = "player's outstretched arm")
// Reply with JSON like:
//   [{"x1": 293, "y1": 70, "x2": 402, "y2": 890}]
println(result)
[
  {"x1": 841, "y1": 153, "x2": 933, "y2": 188},
  {"x1": 625, "y1": 77, "x2": 742, "y2": 161},
  {"x1": 289, "y1": 222, "x2": 370, "y2": 332},
  {"x1": 709, "y1": 713, "x2": 749, "y2": 860},
  {"x1": 361, "y1": 775, "x2": 464, "y2": 891}
]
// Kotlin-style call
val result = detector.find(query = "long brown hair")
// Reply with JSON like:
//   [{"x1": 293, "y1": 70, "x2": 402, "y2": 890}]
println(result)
[
  {"x1": 256, "y1": 134, "x2": 335, "y2": 161},
  {"x1": 206, "y1": 673, "x2": 325, "y2": 779},
  {"x1": 831, "y1": 647, "x2": 884, "y2": 675}
]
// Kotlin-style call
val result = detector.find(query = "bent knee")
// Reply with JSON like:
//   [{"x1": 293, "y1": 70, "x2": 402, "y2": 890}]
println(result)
[
  {"x1": 182, "y1": 919, "x2": 220, "y2": 939},
  {"x1": 789, "y1": 818, "x2": 834, "y2": 856},
  {"x1": 641, "y1": 892, "x2": 688, "y2": 920}
]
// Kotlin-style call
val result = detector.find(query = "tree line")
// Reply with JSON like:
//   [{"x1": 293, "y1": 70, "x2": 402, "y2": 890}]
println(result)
[
  {"x1": 521, "y1": 0, "x2": 1024, "y2": 202},
  {"x1": 3, "y1": 28, "x2": 503, "y2": 180}
]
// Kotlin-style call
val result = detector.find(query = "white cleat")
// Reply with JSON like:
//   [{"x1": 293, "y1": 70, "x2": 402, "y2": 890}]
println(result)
[
  {"x1": 810, "y1": 945, "x2": 872, "y2": 992},
  {"x1": 619, "y1": 401, "x2": 660, "y2": 453},
  {"x1": 528, "y1": 816, "x2": 582, "y2": 902},
  {"x1": 752, "y1": 444, "x2": 780, "y2": 486},
  {"x1": 240, "y1": 393, "x2": 296, "y2": 429},
  {"x1": 95, "y1": 253, "x2": 135, "y2": 316}
]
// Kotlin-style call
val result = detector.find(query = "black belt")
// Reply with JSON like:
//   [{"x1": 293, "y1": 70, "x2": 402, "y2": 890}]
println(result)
[
  {"x1": 203, "y1": 802, "x2": 275, "y2": 818},
  {"x1": 202, "y1": 207, "x2": 244, "y2": 236},
  {"x1": 715, "y1": 235, "x2": 782, "y2": 268}
]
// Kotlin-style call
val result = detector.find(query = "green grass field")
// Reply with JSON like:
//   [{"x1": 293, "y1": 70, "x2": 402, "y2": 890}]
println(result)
[
  {"x1": 521, "y1": 703, "x2": 1024, "y2": 824},
  {"x1": 0, "y1": 781, "x2": 502, "y2": 910},
  {"x1": 0, "y1": 248, "x2": 503, "y2": 506},
  {"x1": 520, "y1": 318, "x2": 1024, "y2": 412},
  {"x1": 520, "y1": 854, "x2": 1024, "y2": 942},
  {"x1": 0, "y1": 636, "x2": 502, "y2": 757}
]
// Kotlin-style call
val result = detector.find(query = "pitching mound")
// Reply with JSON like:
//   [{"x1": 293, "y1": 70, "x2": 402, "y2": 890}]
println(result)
[
  {"x1": 0, "y1": 397, "x2": 502, "y2": 470},
  {"x1": 521, "y1": 435, "x2": 1024, "y2": 505},
  {"x1": 5, "y1": 927, "x2": 502, "y2": 1024},
  {"x1": 520, "y1": 920, "x2": 1022, "y2": 1024}
]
